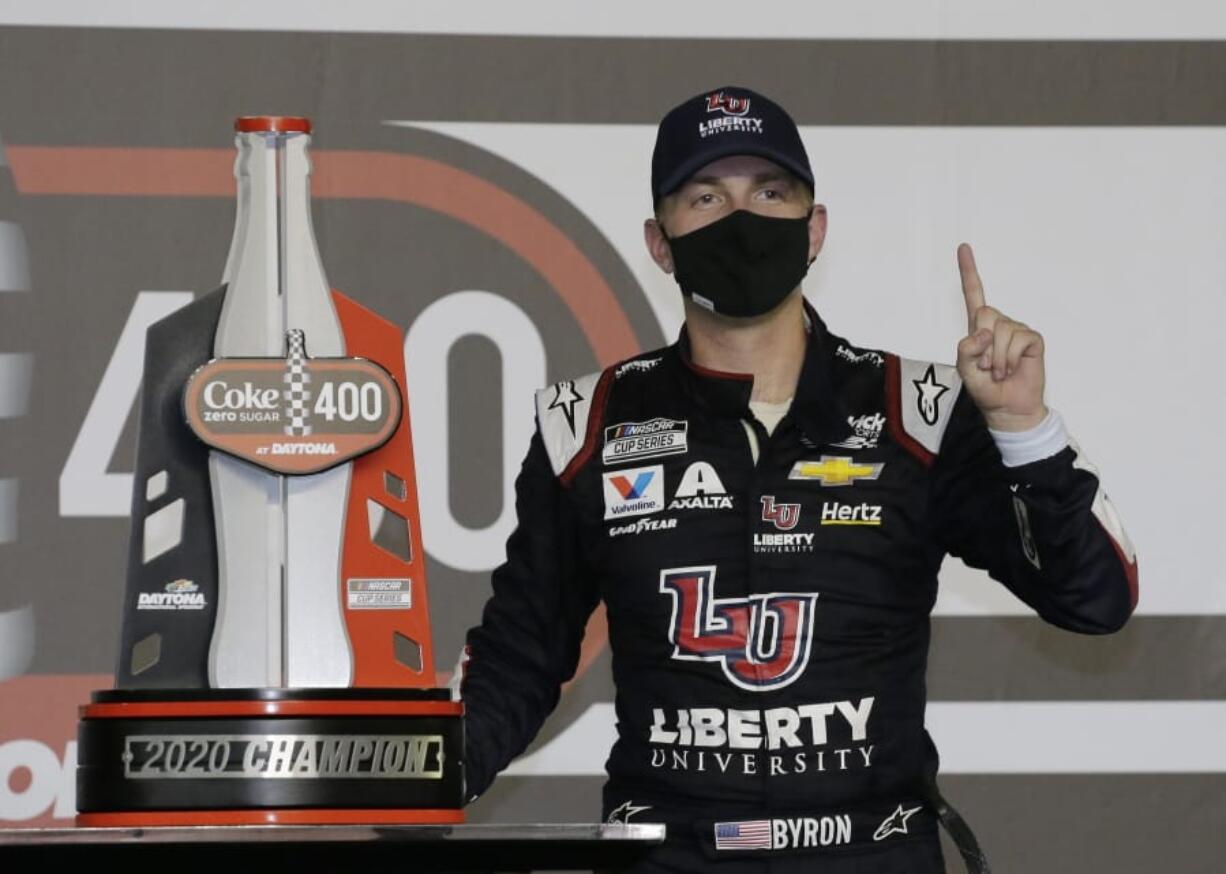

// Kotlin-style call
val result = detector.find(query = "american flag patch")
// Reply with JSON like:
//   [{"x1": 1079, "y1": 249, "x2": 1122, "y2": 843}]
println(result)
[{"x1": 714, "y1": 819, "x2": 772, "y2": 850}]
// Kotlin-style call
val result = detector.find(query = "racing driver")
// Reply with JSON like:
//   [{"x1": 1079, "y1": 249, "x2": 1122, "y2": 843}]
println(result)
[{"x1": 455, "y1": 85, "x2": 1139, "y2": 873}]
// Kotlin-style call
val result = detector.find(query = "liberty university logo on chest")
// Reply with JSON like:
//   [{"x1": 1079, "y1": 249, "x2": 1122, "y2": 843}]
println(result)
[
  {"x1": 659, "y1": 567, "x2": 818, "y2": 691},
  {"x1": 761, "y1": 495, "x2": 800, "y2": 530}
]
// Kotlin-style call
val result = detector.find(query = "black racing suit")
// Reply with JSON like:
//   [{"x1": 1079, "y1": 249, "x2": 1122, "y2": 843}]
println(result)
[{"x1": 459, "y1": 300, "x2": 1138, "y2": 871}]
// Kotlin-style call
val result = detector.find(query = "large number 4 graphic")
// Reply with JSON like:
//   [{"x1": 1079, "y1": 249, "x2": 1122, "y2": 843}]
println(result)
[{"x1": 59, "y1": 291, "x2": 193, "y2": 517}]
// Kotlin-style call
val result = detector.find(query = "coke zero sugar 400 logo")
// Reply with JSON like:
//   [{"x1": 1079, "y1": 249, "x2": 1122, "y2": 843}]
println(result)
[{"x1": 184, "y1": 331, "x2": 402, "y2": 476}]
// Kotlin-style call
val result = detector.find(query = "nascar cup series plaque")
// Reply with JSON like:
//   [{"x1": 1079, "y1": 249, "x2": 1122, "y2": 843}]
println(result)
[{"x1": 75, "y1": 117, "x2": 463, "y2": 826}]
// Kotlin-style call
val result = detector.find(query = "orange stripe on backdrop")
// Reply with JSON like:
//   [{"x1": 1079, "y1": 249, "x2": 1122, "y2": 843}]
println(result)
[
  {"x1": 6, "y1": 147, "x2": 232, "y2": 196},
  {"x1": 4, "y1": 146, "x2": 640, "y2": 364}
]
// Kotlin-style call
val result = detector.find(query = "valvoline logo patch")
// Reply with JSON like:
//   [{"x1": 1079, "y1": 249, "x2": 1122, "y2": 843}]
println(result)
[
  {"x1": 603, "y1": 464, "x2": 665, "y2": 520},
  {"x1": 612, "y1": 470, "x2": 654, "y2": 500}
]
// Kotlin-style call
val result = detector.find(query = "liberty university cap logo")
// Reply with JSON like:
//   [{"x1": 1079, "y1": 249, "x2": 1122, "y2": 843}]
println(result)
[
  {"x1": 660, "y1": 566, "x2": 818, "y2": 691},
  {"x1": 705, "y1": 91, "x2": 751, "y2": 116}
]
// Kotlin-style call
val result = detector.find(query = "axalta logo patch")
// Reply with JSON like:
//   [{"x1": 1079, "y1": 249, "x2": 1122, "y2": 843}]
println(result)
[
  {"x1": 820, "y1": 502, "x2": 882, "y2": 526},
  {"x1": 831, "y1": 413, "x2": 885, "y2": 450},
  {"x1": 603, "y1": 418, "x2": 688, "y2": 465},
  {"x1": 138, "y1": 579, "x2": 206, "y2": 611},
  {"x1": 788, "y1": 456, "x2": 884, "y2": 487},
  {"x1": 603, "y1": 465, "x2": 665, "y2": 519},
  {"x1": 714, "y1": 816, "x2": 853, "y2": 851},
  {"x1": 669, "y1": 461, "x2": 733, "y2": 510}
]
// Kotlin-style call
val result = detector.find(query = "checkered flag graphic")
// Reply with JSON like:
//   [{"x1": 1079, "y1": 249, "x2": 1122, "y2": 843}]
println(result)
[{"x1": 283, "y1": 329, "x2": 312, "y2": 436}]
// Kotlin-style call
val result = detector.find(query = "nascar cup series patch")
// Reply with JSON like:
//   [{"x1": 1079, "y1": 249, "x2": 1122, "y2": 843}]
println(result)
[{"x1": 602, "y1": 417, "x2": 688, "y2": 465}]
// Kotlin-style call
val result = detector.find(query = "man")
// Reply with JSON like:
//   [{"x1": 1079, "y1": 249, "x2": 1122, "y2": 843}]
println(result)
[{"x1": 456, "y1": 86, "x2": 1138, "y2": 872}]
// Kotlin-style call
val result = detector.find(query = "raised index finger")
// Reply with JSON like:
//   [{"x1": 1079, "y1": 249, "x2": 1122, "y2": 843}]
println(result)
[{"x1": 958, "y1": 242, "x2": 986, "y2": 333}]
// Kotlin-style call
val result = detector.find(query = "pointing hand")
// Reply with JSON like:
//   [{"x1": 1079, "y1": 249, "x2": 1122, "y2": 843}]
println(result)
[{"x1": 954, "y1": 243, "x2": 1047, "y2": 431}]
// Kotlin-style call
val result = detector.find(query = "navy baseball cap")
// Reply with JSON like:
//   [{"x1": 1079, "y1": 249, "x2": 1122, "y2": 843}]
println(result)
[{"x1": 651, "y1": 85, "x2": 814, "y2": 203}]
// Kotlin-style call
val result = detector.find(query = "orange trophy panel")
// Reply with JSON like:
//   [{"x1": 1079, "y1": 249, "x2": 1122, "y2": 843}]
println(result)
[{"x1": 333, "y1": 289, "x2": 436, "y2": 687}]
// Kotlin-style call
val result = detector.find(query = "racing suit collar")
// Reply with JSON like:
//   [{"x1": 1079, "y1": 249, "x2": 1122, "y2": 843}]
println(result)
[{"x1": 671, "y1": 297, "x2": 849, "y2": 447}]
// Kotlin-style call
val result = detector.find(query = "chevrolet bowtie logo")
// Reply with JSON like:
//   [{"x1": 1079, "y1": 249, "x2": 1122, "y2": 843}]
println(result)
[{"x1": 788, "y1": 456, "x2": 884, "y2": 486}]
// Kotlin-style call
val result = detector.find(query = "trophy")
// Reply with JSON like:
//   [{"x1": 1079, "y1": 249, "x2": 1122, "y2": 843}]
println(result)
[{"x1": 75, "y1": 117, "x2": 463, "y2": 826}]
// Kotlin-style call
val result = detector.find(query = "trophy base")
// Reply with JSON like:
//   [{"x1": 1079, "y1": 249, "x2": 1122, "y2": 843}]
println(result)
[
  {"x1": 76, "y1": 808, "x2": 466, "y2": 826},
  {"x1": 76, "y1": 688, "x2": 464, "y2": 827}
]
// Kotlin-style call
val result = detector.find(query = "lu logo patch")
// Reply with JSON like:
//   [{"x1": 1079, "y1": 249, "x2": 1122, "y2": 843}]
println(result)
[{"x1": 659, "y1": 565, "x2": 819, "y2": 691}]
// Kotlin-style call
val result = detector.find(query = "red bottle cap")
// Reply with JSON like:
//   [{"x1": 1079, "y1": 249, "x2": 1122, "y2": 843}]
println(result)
[{"x1": 234, "y1": 116, "x2": 312, "y2": 134}]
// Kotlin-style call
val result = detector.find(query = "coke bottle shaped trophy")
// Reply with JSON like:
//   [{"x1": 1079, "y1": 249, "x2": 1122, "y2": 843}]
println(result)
[{"x1": 75, "y1": 117, "x2": 464, "y2": 826}]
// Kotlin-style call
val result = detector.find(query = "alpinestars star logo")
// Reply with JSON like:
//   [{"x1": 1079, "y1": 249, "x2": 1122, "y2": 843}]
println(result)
[
  {"x1": 873, "y1": 803, "x2": 923, "y2": 841},
  {"x1": 912, "y1": 364, "x2": 949, "y2": 426},
  {"x1": 548, "y1": 380, "x2": 585, "y2": 437},
  {"x1": 607, "y1": 801, "x2": 652, "y2": 824},
  {"x1": 660, "y1": 566, "x2": 818, "y2": 691}
]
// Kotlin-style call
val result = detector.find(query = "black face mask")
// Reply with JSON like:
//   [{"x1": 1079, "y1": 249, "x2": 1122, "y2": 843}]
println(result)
[{"x1": 664, "y1": 208, "x2": 813, "y2": 318}]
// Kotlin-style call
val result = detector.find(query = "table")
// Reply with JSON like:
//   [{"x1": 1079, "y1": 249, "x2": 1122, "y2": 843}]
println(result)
[{"x1": 0, "y1": 822, "x2": 667, "y2": 872}]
